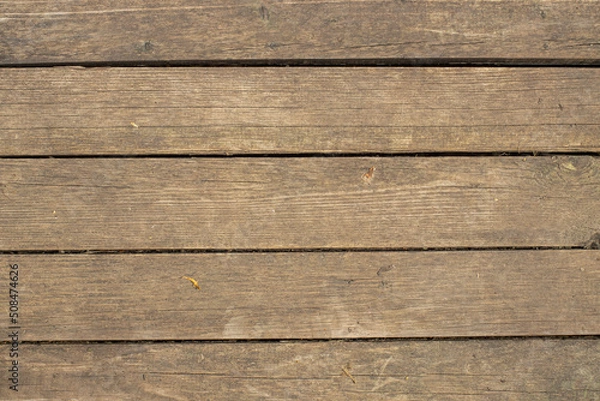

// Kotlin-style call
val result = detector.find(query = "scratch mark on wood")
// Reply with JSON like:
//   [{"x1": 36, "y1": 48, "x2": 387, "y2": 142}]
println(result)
[
  {"x1": 372, "y1": 355, "x2": 394, "y2": 392},
  {"x1": 341, "y1": 364, "x2": 356, "y2": 384},
  {"x1": 258, "y1": 5, "x2": 269, "y2": 21},
  {"x1": 4, "y1": 5, "x2": 244, "y2": 17},
  {"x1": 377, "y1": 264, "x2": 395, "y2": 276}
]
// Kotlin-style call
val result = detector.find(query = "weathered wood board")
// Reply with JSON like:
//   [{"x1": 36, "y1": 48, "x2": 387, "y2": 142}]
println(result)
[
  {"x1": 1, "y1": 251, "x2": 598, "y2": 341},
  {"x1": 1, "y1": 157, "x2": 599, "y2": 250},
  {"x1": 2, "y1": 0, "x2": 599, "y2": 398},
  {"x1": 1, "y1": 339, "x2": 598, "y2": 400},
  {"x1": 1, "y1": 68, "x2": 599, "y2": 156},
  {"x1": 1, "y1": 0, "x2": 599, "y2": 65}
]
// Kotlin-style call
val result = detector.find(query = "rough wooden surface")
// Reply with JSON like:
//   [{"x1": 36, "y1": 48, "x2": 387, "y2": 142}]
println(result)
[
  {"x1": 1, "y1": 157, "x2": 599, "y2": 251},
  {"x1": 1, "y1": 67, "x2": 599, "y2": 156},
  {"x1": 2, "y1": 339, "x2": 598, "y2": 400},
  {"x1": 1, "y1": 0, "x2": 599, "y2": 65},
  {"x1": 1, "y1": 251, "x2": 598, "y2": 341},
  {"x1": 2, "y1": 1, "x2": 598, "y2": 399}
]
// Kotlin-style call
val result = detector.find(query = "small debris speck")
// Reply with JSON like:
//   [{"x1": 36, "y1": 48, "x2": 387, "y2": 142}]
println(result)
[
  {"x1": 182, "y1": 276, "x2": 201, "y2": 290},
  {"x1": 362, "y1": 166, "x2": 376, "y2": 184},
  {"x1": 342, "y1": 364, "x2": 356, "y2": 383}
]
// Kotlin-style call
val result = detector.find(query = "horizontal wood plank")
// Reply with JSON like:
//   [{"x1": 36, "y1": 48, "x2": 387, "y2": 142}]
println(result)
[
  {"x1": 0, "y1": 1, "x2": 599, "y2": 65},
  {"x1": 1, "y1": 251, "x2": 598, "y2": 341},
  {"x1": 1, "y1": 157, "x2": 599, "y2": 250},
  {"x1": 2, "y1": 339, "x2": 598, "y2": 399},
  {"x1": 1, "y1": 68, "x2": 599, "y2": 156}
]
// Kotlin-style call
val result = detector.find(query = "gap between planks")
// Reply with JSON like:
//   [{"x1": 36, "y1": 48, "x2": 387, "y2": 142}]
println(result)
[
  {"x1": 7, "y1": 335, "x2": 600, "y2": 346},
  {"x1": 0, "y1": 244, "x2": 598, "y2": 255},
  {"x1": 3, "y1": 59, "x2": 600, "y2": 68},
  {"x1": 2, "y1": 152, "x2": 600, "y2": 160}
]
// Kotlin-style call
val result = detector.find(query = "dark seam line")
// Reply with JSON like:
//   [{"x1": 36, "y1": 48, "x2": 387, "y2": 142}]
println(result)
[
  {"x1": 0, "y1": 245, "x2": 593, "y2": 255},
  {"x1": 4, "y1": 335, "x2": 600, "y2": 345},
  {"x1": 1, "y1": 152, "x2": 599, "y2": 159},
  {"x1": 0, "y1": 58, "x2": 599, "y2": 68}
]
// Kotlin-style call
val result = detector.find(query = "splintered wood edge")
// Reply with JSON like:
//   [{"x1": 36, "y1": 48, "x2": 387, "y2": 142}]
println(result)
[
  {"x1": 2, "y1": 339, "x2": 598, "y2": 399},
  {"x1": 0, "y1": 250, "x2": 598, "y2": 341}
]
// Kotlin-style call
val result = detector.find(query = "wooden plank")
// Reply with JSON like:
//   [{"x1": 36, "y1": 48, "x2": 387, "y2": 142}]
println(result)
[
  {"x1": 1, "y1": 67, "x2": 599, "y2": 156},
  {"x1": 1, "y1": 157, "x2": 599, "y2": 251},
  {"x1": 1, "y1": 251, "x2": 598, "y2": 341},
  {"x1": 2, "y1": 339, "x2": 598, "y2": 399},
  {"x1": 0, "y1": 1, "x2": 599, "y2": 65}
]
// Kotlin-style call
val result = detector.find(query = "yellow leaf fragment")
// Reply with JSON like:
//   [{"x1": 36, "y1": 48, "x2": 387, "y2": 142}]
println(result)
[{"x1": 182, "y1": 276, "x2": 200, "y2": 290}]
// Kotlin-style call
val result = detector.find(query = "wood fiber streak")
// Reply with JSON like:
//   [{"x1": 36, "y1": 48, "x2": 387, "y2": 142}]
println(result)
[
  {"x1": 0, "y1": 0, "x2": 599, "y2": 64},
  {"x1": 0, "y1": 251, "x2": 598, "y2": 341},
  {"x1": 1, "y1": 340, "x2": 598, "y2": 400},
  {"x1": 0, "y1": 68, "x2": 599, "y2": 155},
  {"x1": 1, "y1": 157, "x2": 599, "y2": 250}
]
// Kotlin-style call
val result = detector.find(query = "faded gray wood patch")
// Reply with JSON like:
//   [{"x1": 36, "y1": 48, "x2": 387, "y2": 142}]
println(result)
[
  {"x1": 1, "y1": 68, "x2": 599, "y2": 155},
  {"x1": 1, "y1": 251, "x2": 598, "y2": 341},
  {"x1": 2, "y1": 340, "x2": 598, "y2": 399},
  {"x1": 0, "y1": 0, "x2": 599, "y2": 65},
  {"x1": 1, "y1": 157, "x2": 599, "y2": 250}
]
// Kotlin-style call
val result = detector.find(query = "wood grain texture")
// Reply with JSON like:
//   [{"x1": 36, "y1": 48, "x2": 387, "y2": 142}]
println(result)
[
  {"x1": 1, "y1": 67, "x2": 599, "y2": 156},
  {"x1": 2, "y1": 339, "x2": 598, "y2": 400},
  {"x1": 1, "y1": 251, "x2": 598, "y2": 341},
  {"x1": 1, "y1": 157, "x2": 600, "y2": 251},
  {"x1": 0, "y1": 0, "x2": 599, "y2": 65}
]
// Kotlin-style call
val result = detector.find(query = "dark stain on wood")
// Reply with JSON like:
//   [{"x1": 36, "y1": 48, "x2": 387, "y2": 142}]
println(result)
[
  {"x1": 584, "y1": 233, "x2": 600, "y2": 249},
  {"x1": 258, "y1": 5, "x2": 270, "y2": 21}
]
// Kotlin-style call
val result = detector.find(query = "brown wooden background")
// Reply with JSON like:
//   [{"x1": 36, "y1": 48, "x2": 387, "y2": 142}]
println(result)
[{"x1": 1, "y1": 1, "x2": 599, "y2": 399}]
